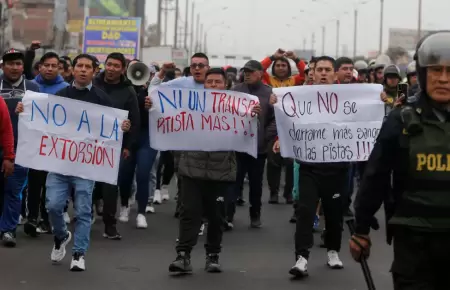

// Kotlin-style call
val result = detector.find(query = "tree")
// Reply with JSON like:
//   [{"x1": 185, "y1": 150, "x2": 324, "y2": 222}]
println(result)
[{"x1": 385, "y1": 47, "x2": 409, "y2": 64}]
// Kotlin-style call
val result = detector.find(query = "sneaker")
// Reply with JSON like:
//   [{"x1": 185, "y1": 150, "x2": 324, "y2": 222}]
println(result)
[
  {"x1": 224, "y1": 221, "x2": 234, "y2": 231},
  {"x1": 63, "y1": 212, "x2": 71, "y2": 224},
  {"x1": 136, "y1": 214, "x2": 147, "y2": 229},
  {"x1": 268, "y1": 194, "x2": 279, "y2": 204},
  {"x1": 2, "y1": 231, "x2": 17, "y2": 247},
  {"x1": 199, "y1": 223, "x2": 205, "y2": 236},
  {"x1": 236, "y1": 197, "x2": 246, "y2": 206},
  {"x1": 161, "y1": 185, "x2": 170, "y2": 201},
  {"x1": 91, "y1": 215, "x2": 96, "y2": 226},
  {"x1": 24, "y1": 220, "x2": 39, "y2": 237},
  {"x1": 118, "y1": 206, "x2": 129, "y2": 223},
  {"x1": 289, "y1": 255, "x2": 308, "y2": 278},
  {"x1": 205, "y1": 254, "x2": 222, "y2": 273},
  {"x1": 95, "y1": 200, "x2": 104, "y2": 216},
  {"x1": 51, "y1": 231, "x2": 72, "y2": 262},
  {"x1": 103, "y1": 225, "x2": 122, "y2": 240},
  {"x1": 250, "y1": 215, "x2": 262, "y2": 228},
  {"x1": 70, "y1": 252, "x2": 86, "y2": 271},
  {"x1": 153, "y1": 189, "x2": 162, "y2": 204},
  {"x1": 18, "y1": 215, "x2": 25, "y2": 225},
  {"x1": 145, "y1": 203, "x2": 155, "y2": 214},
  {"x1": 169, "y1": 252, "x2": 192, "y2": 273},
  {"x1": 313, "y1": 215, "x2": 320, "y2": 232},
  {"x1": 37, "y1": 222, "x2": 52, "y2": 234},
  {"x1": 327, "y1": 250, "x2": 343, "y2": 269}
]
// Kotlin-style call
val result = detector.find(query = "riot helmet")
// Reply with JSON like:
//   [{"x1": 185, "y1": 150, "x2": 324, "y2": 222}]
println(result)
[
  {"x1": 415, "y1": 31, "x2": 450, "y2": 94},
  {"x1": 383, "y1": 64, "x2": 401, "y2": 79},
  {"x1": 406, "y1": 61, "x2": 416, "y2": 76}
]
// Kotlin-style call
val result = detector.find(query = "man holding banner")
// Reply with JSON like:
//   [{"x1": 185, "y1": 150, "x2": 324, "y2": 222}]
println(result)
[
  {"x1": 15, "y1": 54, "x2": 131, "y2": 272},
  {"x1": 146, "y1": 67, "x2": 260, "y2": 274},
  {"x1": 272, "y1": 55, "x2": 384, "y2": 278}
]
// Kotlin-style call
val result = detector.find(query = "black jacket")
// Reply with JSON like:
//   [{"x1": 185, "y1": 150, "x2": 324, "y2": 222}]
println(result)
[
  {"x1": 354, "y1": 94, "x2": 443, "y2": 235},
  {"x1": 94, "y1": 73, "x2": 140, "y2": 151},
  {"x1": 232, "y1": 81, "x2": 275, "y2": 154}
]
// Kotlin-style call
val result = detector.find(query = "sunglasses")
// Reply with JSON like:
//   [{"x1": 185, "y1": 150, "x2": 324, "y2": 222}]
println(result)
[{"x1": 190, "y1": 63, "x2": 207, "y2": 69}]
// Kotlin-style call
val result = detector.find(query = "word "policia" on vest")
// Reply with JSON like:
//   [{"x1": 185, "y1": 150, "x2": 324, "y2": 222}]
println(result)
[{"x1": 416, "y1": 153, "x2": 450, "y2": 171}]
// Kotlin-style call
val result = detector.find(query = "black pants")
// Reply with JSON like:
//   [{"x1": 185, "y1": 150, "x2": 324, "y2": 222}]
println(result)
[
  {"x1": 0, "y1": 176, "x2": 4, "y2": 217},
  {"x1": 392, "y1": 228, "x2": 450, "y2": 290},
  {"x1": 175, "y1": 175, "x2": 182, "y2": 216},
  {"x1": 93, "y1": 182, "x2": 118, "y2": 226},
  {"x1": 266, "y1": 158, "x2": 293, "y2": 199},
  {"x1": 228, "y1": 153, "x2": 266, "y2": 221},
  {"x1": 176, "y1": 177, "x2": 229, "y2": 254},
  {"x1": 27, "y1": 169, "x2": 48, "y2": 222},
  {"x1": 294, "y1": 166, "x2": 346, "y2": 259},
  {"x1": 156, "y1": 151, "x2": 174, "y2": 190}
]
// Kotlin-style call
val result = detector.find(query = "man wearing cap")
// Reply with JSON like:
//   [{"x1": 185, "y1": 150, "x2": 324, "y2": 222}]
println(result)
[
  {"x1": 228, "y1": 60, "x2": 276, "y2": 228},
  {"x1": 0, "y1": 48, "x2": 39, "y2": 247}
]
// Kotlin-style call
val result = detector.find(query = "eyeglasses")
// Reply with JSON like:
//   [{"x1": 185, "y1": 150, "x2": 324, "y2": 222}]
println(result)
[{"x1": 190, "y1": 63, "x2": 207, "y2": 69}]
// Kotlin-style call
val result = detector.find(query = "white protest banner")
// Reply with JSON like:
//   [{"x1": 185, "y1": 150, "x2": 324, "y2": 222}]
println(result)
[
  {"x1": 149, "y1": 87, "x2": 259, "y2": 157},
  {"x1": 273, "y1": 84, "x2": 384, "y2": 162},
  {"x1": 16, "y1": 91, "x2": 128, "y2": 185}
]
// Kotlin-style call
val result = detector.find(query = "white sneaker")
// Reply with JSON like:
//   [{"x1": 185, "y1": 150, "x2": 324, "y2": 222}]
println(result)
[
  {"x1": 63, "y1": 212, "x2": 71, "y2": 224},
  {"x1": 118, "y1": 206, "x2": 129, "y2": 223},
  {"x1": 145, "y1": 203, "x2": 155, "y2": 213},
  {"x1": 70, "y1": 253, "x2": 86, "y2": 271},
  {"x1": 51, "y1": 231, "x2": 72, "y2": 262},
  {"x1": 199, "y1": 223, "x2": 205, "y2": 236},
  {"x1": 18, "y1": 215, "x2": 25, "y2": 225},
  {"x1": 136, "y1": 214, "x2": 148, "y2": 229},
  {"x1": 289, "y1": 255, "x2": 308, "y2": 277},
  {"x1": 327, "y1": 250, "x2": 344, "y2": 269},
  {"x1": 153, "y1": 190, "x2": 162, "y2": 204},
  {"x1": 161, "y1": 185, "x2": 170, "y2": 201},
  {"x1": 129, "y1": 192, "x2": 136, "y2": 206}
]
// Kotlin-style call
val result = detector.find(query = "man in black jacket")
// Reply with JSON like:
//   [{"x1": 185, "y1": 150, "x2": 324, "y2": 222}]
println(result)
[
  {"x1": 231, "y1": 60, "x2": 276, "y2": 228},
  {"x1": 93, "y1": 52, "x2": 140, "y2": 239}
]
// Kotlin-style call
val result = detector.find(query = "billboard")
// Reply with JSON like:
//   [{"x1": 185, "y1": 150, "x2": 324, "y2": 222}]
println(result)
[
  {"x1": 79, "y1": 0, "x2": 130, "y2": 16},
  {"x1": 388, "y1": 28, "x2": 436, "y2": 51},
  {"x1": 82, "y1": 16, "x2": 142, "y2": 63}
]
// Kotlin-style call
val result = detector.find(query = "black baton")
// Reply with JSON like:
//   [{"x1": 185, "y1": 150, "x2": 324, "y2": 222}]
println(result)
[{"x1": 346, "y1": 219, "x2": 376, "y2": 290}]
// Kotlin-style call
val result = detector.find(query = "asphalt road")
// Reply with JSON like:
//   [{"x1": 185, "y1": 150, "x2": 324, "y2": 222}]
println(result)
[{"x1": 0, "y1": 181, "x2": 394, "y2": 290}]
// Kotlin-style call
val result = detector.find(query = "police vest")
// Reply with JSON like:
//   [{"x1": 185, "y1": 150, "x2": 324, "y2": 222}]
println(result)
[{"x1": 393, "y1": 115, "x2": 450, "y2": 229}]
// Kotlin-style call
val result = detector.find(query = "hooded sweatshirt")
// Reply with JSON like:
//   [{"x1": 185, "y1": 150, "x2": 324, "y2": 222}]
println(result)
[
  {"x1": 261, "y1": 56, "x2": 306, "y2": 88},
  {"x1": 0, "y1": 75, "x2": 40, "y2": 149},
  {"x1": 33, "y1": 74, "x2": 69, "y2": 95},
  {"x1": 94, "y1": 72, "x2": 140, "y2": 151}
]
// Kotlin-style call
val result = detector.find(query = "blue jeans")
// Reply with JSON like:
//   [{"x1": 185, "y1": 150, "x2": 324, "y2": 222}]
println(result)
[
  {"x1": 119, "y1": 130, "x2": 158, "y2": 214},
  {"x1": 0, "y1": 164, "x2": 28, "y2": 232},
  {"x1": 46, "y1": 173, "x2": 94, "y2": 254}
]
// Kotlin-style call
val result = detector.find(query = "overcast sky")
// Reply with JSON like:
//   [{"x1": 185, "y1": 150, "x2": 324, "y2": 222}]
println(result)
[{"x1": 145, "y1": 0, "x2": 450, "y2": 59}]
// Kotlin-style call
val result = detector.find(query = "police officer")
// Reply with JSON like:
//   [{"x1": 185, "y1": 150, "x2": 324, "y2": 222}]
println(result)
[
  {"x1": 406, "y1": 61, "x2": 420, "y2": 97},
  {"x1": 349, "y1": 31, "x2": 450, "y2": 290}
]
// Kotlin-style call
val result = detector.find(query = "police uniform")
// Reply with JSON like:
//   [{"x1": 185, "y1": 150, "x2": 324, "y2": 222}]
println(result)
[{"x1": 354, "y1": 31, "x2": 450, "y2": 290}]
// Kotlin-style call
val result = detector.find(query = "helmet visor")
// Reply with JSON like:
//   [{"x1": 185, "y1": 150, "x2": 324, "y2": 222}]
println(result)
[{"x1": 417, "y1": 32, "x2": 450, "y2": 67}]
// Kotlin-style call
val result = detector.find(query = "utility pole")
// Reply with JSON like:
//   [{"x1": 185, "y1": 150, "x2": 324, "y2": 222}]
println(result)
[
  {"x1": 353, "y1": 9, "x2": 358, "y2": 58},
  {"x1": 195, "y1": 13, "x2": 200, "y2": 51},
  {"x1": 336, "y1": 19, "x2": 340, "y2": 57},
  {"x1": 321, "y1": 26, "x2": 325, "y2": 55},
  {"x1": 311, "y1": 32, "x2": 315, "y2": 55},
  {"x1": 157, "y1": 0, "x2": 162, "y2": 45},
  {"x1": 163, "y1": 1, "x2": 169, "y2": 45},
  {"x1": 54, "y1": 0, "x2": 68, "y2": 54},
  {"x1": 173, "y1": 0, "x2": 179, "y2": 48},
  {"x1": 379, "y1": 0, "x2": 384, "y2": 54},
  {"x1": 203, "y1": 32, "x2": 207, "y2": 53},
  {"x1": 184, "y1": 0, "x2": 189, "y2": 49},
  {"x1": 189, "y1": 2, "x2": 195, "y2": 54},
  {"x1": 417, "y1": 0, "x2": 422, "y2": 43},
  {"x1": 199, "y1": 23, "x2": 203, "y2": 51}
]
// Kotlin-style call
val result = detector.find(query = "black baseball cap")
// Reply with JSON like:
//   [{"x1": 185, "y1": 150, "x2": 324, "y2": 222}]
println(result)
[
  {"x1": 243, "y1": 60, "x2": 263, "y2": 72},
  {"x1": 3, "y1": 48, "x2": 24, "y2": 62}
]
